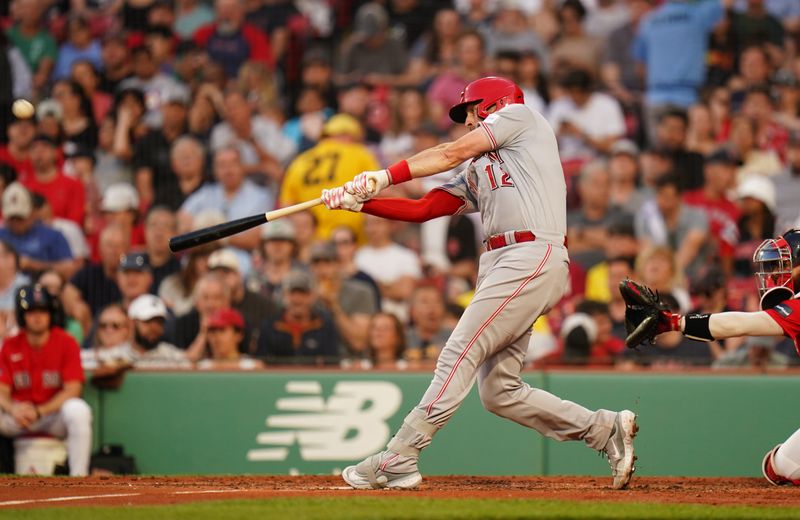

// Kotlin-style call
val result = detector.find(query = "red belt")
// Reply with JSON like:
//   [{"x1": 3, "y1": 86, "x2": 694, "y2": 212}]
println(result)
[{"x1": 485, "y1": 230, "x2": 537, "y2": 251}]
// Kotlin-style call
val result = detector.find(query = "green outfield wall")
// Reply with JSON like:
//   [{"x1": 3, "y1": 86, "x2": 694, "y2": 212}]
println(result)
[{"x1": 83, "y1": 370, "x2": 799, "y2": 477}]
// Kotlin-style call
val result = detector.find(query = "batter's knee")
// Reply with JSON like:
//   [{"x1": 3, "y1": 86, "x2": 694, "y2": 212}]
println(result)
[
  {"x1": 60, "y1": 398, "x2": 92, "y2": 426},
  {"x1": 478, "y1": 379, "x2": 520, "y2": 417}
]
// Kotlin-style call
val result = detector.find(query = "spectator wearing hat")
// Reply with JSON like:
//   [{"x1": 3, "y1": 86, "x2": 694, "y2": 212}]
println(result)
[
  {"x1": 207, "y1": 248, "x2": 272, "y2": 354},
  {"x1": 132, "y1": 82, "x2": 189, "y2": 208},
  {"x1": 608, "y1": 139, "x2": 646, "y2": 214},
  {"x1": 197, "y1": 308, "x2": 264, "y2": 370},
  {"x1": 209, "y1": 88, "x2": 296, "y2": 184},
  {"x1": 31, "y1": 193, "x2": 90, "y2": 267},
  {"x1": 256, "y1": 270, "x2": 339, "y2": 365},
  {"x1": 88, "y1": 182, "x2": 145, "y2": 263},
  {"x1": 247, "y1": 219, "x2": 304, "y2": 306},
  {"x1": 733, "y1": 175, "x2": 777, "y2": 277},
  {"x1": 115, "y1": 252, "x2": 154, "y2": 309},
  {"x1": 683, "y1": 149, "x2": 741, "y2": 275},
  {"x1": 159, "y1": 136, "x2": 208, "y2": 211},
  {"x1": 335, "y1": 2, "x2": 409, "y2": 88},
  {"x1": 22, "y1": 134, "x2": 86, "y2": 226},
  {"x1": 0, "y1": 107, "x2": 36, "y2": 184},
  {"x1": 127, "y1": 294, "x2": 189, "y2": 368},
  {"x1": 6, "y1": 0, "x2": 58, "y2": 95},
  {"x1": 168, "y1": 271, "x2": 232, "y2": 361},
  {"x1": 280, "y1": 114, "x2": 379, "y2": 240},
  {"x1": 52, "y1": 14, "x2": 102, "y2": 81},
  {"x1": 547, "y1": 68, "x2": 626, "y2": 161},
  {"x1": 309, "y1": 241, "x2": 377, "y2": 357},
  {"x1": 193, "y1": 0, "x2": 273, "y2": 79},
  {"x1": 144, "y1": 206, "x2": 181, "y2": 293},
  {"x1": 0, "y1": 183, "x2": 76, "y2": 281}
]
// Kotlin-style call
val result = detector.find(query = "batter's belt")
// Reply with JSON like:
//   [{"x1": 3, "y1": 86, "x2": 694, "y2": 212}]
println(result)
[{"x1": 484, "y1": 230, "x2": 568, "y2": 251}]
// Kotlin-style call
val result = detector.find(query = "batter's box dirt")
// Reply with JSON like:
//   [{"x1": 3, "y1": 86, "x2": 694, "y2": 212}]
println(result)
[{"x1": 0, "y1": 476, "x2": 796, "y2": 509}]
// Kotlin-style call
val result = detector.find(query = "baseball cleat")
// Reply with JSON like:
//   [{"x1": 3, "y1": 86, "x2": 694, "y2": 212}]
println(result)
[
  {"x1": 762, "y1": 445, "x2": 800, "y2": 486},
  {"x1": 341, "y1": 451, "x2": 422, "y2": 490},
  {"x1": 603, "y1": 410, "x2": 638, "y2": 490}
]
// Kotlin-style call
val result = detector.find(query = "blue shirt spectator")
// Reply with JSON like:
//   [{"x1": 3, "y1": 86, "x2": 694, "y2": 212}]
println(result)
[{"x1": 633, "y1": 0, "x2": 723, "y2": 107}]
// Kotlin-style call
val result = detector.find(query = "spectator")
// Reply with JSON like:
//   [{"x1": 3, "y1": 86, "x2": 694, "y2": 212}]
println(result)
[
  {"x1": 733, "y1": 175, "x2": 777, "y2": 276},
  {"x1": 712, "y1": 335, "x2": 790, "y2": 370},
  {"x1": 652, "y1": 108, "x2": 706, "y2": 191},
  {"x1": 634, "y1": 245, "x2": 691, "y2": 313},
  {"x1": 160, "y1": 135, "x2": 208, "y2": 211},
  {"x1": 741, "y1": 85, "x2": 790, "y2": 161},
  {"x1": 80, "y1": 302, "x2": 131, "y2": 371},
  {"x1": 247, "y1": 219, "x2": 300, "y2": 306},
  {"x1": 127, "y1": 294, "x2": 190, "y2": 368},
  {"x1": 686, "y1": 103, "x2": 717, "y2": 156},
  {"x1": 51, "y1": 79, "x2": 99, "y2": 152},
  {"x1": 608, "y1": 140, "x2": 645, "y2": 214},
  {"x1": 174, "y1": 0, "x2": 215, "y2": 41},
  {"x1": 773, "y1": 70, "x2": 800, "y2": 133},
  {"x1": 281, "y1": 114, "x2": 379, "y2": 240},
  {"x1": 144, "y1": 24, "x2": 176, "y2": 75},
  {"x1": 635, "y1": 173, "x2": 710, "y2": 279},
  {"x1": 6, "y1": 0, "x2": 58, "y2": 95},
  {"x1": 336, "y1": 82, "x2": 382, "y2": 144},
  {"x1": 22, "y1": 134, "x2": 86, "y2": 226},
  {"x1": 331, "y1": 225, "x2": 381, "y2": 310},
  {"x1": 550, "y1": 0, "x2": 601, "y2": 76},
  {"x1": 355, "y1": 215, "x2": 422, "y2": 321},
  {"x1": 517, "y1": 51, "x2": 549, "y2": 115},
  {"x1": 90, "y1": 183, "x2": 145, "y2": 262},
  {"x1": 336, "y1": 2, "x2": 409, "y2": 88},
  {"x1": 483, "y1": 3, "x2": 548, "y2": 66},
  {"x1": 256, "y1": 270, "x2": 339, "y2": 365},
  {"x1": 169, "y1": 271, "x2": 231, "y2": 361},
  {"x1": 584, "y1": 221, "x2": 640, "y2": 303},
  {"x1": 132, "y1": 86, "x2": 189, "y2": 207},
  {"x1": 70, "y1": 60, "x2": 113, "y2": 125},
  {"x1": 207, "y1": 248, "x2": 272, "y2": 355},
  {"x1": 143, "y1": 206, "x2": 180, "y2": 293},
  {"x1": 567, "y1": 160, "x2": 630, "y2": 269},
  {"x1": 367, "y1": 311, "x2": 407, "y2": 369},
  {"x1": 197, "y1": 307, "x2": 263, "y2": 370},
  {"x1": 730, "y1": 0, "x2": 784, "y2": 57},
  {"x1": 52, "y1": 14, "x2": 102, "y2": 81},
  {"x1": 98, "y1": 34, "x2": 132, "y2": 94},
  {"x1": 404, "y1": 285, "x2": 452, "y2": 366},
  {"x1": 0, "y1": 30, "x2": 32, "y2": 140},
  {"x1": 180, "y1": 146, "x2": 273, "y2": 275},
  {"x1": 37, "y1": 269, "x2": 83, "y2": 344},
  {"x1": 159, "y1": 242, "x2": 219, "y2": 318},
  {"x1": 0, "y1": 240, "x2": 29, "y2": 314},
  {"x1": 0, "y1": 110, "x2": 35, "y2": 183},
  {"x1": 683, "y1": 148, "x2": 740, "y2": 275},
  {"x1": 633, "y1": 0, "x2": 723, "y2": 137},
  {"x1": 560, "y1": 300, "x2": 624, "y2": 366},
  {"x1": 728, "y1": 114, "x2": 783, "y2": 180},
  {"x1": 193, "y1": 0, "x2": 273, "y2": 79},
  {"x1": 548, "y1": 68, "x2": 626, "y2": 160},
  {"x1": 406, "y1": 8, "x2": 462, "y2": 87},
  {"x1": 309, "y1": 241, "x2": 376, "y2": 357},
  {"x1": 281, "y1": 85, "x2": 331, "y2": 152},
  {"x1": 729, "y1": 45, "x2": 772, "y2": 110},
  {"x1": 588, "y1": 0, "x2": 635, "y2": 41},
  {"x1": 108, "y1": 87, "x2": 148, "y2": 164},
  {"x1": 0, "y1": 182, "x2": 75, "y2": 280},
  {"x1": 209, "y1": 88, "x2": 296, "y2": 184},
  {"x1": 381, "y1": 89, "x2": 432, "y2": 166},
  {"x1": 0, "y1": 284, "x2": 92, "y2": 476},
  {"x1": 773, "y1": 132, "x2": 800, "y2": 232},
  {"x1": 116, "y1": 252, "x2": 154, "y2": 310},
  {"x1": 31, "y1": 192, "x2": 90, "y2": 266}
]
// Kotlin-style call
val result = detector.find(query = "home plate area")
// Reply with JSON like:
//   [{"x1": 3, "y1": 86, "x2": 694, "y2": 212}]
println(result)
[{"x1": 0, "y1": 475, "x2": 798, "y2": 509}]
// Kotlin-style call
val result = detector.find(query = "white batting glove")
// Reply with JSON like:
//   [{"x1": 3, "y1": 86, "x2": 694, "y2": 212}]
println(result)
[
  {"x1": 346, "y1": 170, "x2": 391, "y2": 201},
  {"x1": 321, "y1": 186, "x2": 363, "y2": 212}
]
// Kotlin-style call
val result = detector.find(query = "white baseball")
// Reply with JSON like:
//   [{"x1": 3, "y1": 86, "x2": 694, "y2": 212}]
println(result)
[{"x1": 12, "y1": 99, "x2": 35, "y2": 119}]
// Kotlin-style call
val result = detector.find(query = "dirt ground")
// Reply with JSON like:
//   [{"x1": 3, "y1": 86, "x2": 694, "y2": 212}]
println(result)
[{"x1": 0, "y1": 475, "x2": 799, "y2": 509}]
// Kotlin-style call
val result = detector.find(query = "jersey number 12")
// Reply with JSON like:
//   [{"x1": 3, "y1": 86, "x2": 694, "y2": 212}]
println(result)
[{"x1": 484, "y1": 164, "x2": 514, "y2": 190}]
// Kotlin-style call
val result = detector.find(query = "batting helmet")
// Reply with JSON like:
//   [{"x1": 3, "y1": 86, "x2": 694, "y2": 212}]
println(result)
[
  {"x1": 15, "y1": 284, "x2": 56, "y2": 328},
  {"x1": 753, "y1": 228, "x2": 800, "y2": 309},
  {"x1": 448, "y1": 76, "x2": 524, "y2": 124}
]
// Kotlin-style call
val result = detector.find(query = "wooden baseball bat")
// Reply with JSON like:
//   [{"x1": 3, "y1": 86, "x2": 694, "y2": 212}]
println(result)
[{"x1": 169, "y1": 198, "x2": 322, "y2": 253}]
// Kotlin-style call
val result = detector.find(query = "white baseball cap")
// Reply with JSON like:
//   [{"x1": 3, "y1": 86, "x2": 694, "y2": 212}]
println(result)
[
  {"x1": 737, "y1": 176, "x2": 776, "y2": 213},
  {"x1": 128, "y1": 294, "x2": 168, "y2": 321},
  {"x1": 2, "y1": 182, "x2": 32, "y2": 218},
  {"x1": 102, "y1": 183, "x2": 140, "y2": 212},
  {"x1": 207, "y1": 248, "x2": 240, "y2": 272}
]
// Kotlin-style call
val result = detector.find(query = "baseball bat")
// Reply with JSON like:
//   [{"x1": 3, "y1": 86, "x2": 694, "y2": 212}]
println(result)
[{"x1": 169, "y1": 198, "x2": 322, "y2": 253}]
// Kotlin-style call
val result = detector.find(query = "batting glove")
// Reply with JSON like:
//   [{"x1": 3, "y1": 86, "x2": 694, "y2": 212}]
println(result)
[
  {"x1": 346, "y1": 170, "x2": 391, "y2": 201},
  {"x1": 322, "y1": 186, "x2": 363, "y2": 212}
]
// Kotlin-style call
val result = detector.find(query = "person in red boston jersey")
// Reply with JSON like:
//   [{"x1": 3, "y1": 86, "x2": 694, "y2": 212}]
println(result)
[
  {"x1": 0, "y1": 284, "x2": 91, "y2": 476},
  {"x1": 323, "y1": 76, "x2": 638, "y2": 491},
  {"x1": 635, "y1": 228, "x2": 800, "y2": 486}
]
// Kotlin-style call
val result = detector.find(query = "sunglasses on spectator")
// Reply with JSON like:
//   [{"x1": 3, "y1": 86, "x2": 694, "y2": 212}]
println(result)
[{"x1": 99, "y1": 321, "x2": 126, "y2": 330}]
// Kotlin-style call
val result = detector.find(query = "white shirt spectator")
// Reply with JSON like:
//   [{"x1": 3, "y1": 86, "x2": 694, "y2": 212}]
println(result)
[
  {"x1": 210, "y1": 116, "x2": 297, "y2": 167},
  {"x1": 547, "y1": 92, "x2": 626, "y2": 160}
]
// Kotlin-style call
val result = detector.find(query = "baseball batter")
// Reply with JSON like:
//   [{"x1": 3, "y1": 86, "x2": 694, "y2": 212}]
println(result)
[
  {"x1": 630, "y1": 228, "x2": 800, "y2": 486},
  {"x1": 322, "y1": 77, "x2": 638, "y2": 490}
]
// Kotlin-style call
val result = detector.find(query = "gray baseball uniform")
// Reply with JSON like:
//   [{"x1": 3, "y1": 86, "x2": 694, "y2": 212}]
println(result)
[{"x1": 386, "y1": 104, "x2": 617, "y2": 461}]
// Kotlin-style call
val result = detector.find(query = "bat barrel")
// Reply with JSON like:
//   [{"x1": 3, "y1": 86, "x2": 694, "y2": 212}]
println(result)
[{"x1": 169, "y1": 213, "x2": 267, "y2": 253}]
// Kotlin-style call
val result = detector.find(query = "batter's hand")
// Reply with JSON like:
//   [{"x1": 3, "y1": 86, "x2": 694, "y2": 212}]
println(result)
[
  {"x1": 346, "y1": 170, "x2": 391, "y2": 201},
  {"x1": 322, "y1": 186, "x2": 363, "y2": 212}
]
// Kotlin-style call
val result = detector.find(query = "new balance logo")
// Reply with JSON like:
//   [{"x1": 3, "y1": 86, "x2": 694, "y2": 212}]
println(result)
[{"x1": 247, "y1": 381, "x2": 402, "y2": 462}]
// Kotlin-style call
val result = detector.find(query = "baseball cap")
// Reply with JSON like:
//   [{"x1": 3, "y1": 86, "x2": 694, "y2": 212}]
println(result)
[
  {"x1": 309, "y1": 241, "x2": 338, "y2": 262},
  {"x1": 119, "y1": 252, "x2": 151, "y2": 272},
  {"x1": 36, "y1": 99, "x2": 63, "y2": 122},
  {"x1": 322, "y1": 114, "x2": 363, "y2": 140},
  {"x1": 705, "y1": 148, "x2": 739, "y2": 166},
  {"x1": 128, "y1": 294, "x2": 168, "y2": 321},
  {"x1": 261, "y1": 219, "x2": 296, "y2": 242},
  {"x1": 737, "y1": 176, "x2": 777, "y2": 213},
  {"x1": 610, "y1": 139, "x2": 639, "y2": 157},
  {"x1": 208, "y1": 248, "x2": 240, "y2": 272},
  {"x1": 283, "y1": 270, "x2": 314, "y2": 293},
  {"x1": 353, "y1": 2, "x2": 388, "y2": 39},
  {"x1": 207, "y1": 307, "x2": 245, "y2": 330},
  {"x1": 102, "y1": 183, "x2": 140, "y2": 212},
  {"x1": 162, "y1": 84, "x2": 190, "y2": 106},
  {"x1": 2, "y1": 182, "x2": 33, "y2": 218}
]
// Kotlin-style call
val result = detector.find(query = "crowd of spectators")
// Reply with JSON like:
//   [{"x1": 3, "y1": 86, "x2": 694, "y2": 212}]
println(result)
[{"x1": 1, "y1": 0, "x2": 800, "y2": 372}]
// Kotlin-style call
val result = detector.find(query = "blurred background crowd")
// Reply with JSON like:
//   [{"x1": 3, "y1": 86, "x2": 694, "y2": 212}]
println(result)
[{"x1": 0, "y1": 0, "x2": 799, "y2": 372}]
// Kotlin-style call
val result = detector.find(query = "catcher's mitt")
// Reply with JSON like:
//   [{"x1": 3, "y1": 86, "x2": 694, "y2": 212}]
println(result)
[{"x1": 618, "y1": 278, "x2": 678, "y2": 348}]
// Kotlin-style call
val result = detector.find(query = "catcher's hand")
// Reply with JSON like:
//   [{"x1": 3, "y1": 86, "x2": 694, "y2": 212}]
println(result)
[
  {"x1": 321, "y1": 186, "x2": 363, "y2": 212},
  {"x1": 618, "y1": 278, "x2": 680, "y2": 348}
]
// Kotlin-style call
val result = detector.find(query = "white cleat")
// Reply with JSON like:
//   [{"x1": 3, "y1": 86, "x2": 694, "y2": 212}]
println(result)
[
  {"x1": 341, "y1": 452, "x2": 422, "y2": 490},
  {"x1": 603, "y1": 410, "x2": 638, "y2": 490}
]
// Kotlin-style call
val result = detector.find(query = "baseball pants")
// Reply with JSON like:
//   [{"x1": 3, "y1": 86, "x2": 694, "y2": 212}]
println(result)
[
  {"x1": 389, "y1": 240, "x2": 617, "y2": 455},
  {"x1": 0, "y1": 397, "x2": 92, "y2": 476}
]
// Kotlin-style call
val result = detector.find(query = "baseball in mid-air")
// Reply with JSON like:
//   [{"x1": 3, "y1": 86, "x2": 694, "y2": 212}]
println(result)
[{"x1": 12, "y1": 99, "x2": 35, "y2": 119}]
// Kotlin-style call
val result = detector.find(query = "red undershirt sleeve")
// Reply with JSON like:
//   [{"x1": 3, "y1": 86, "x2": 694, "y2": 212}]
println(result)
[{"x1": 361, "y1": 189, "x2": 465, "y2": 223}]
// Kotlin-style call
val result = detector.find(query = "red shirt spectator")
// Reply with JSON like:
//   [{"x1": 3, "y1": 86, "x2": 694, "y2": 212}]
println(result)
[{"x1": 21, "y1": 135, "x2": 85, "y2": 226}]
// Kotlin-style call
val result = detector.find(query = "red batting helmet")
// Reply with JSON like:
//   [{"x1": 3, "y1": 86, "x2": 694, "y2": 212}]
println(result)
[{"x1": 448, "y1": 76, "x2": 524, "y2": 124}]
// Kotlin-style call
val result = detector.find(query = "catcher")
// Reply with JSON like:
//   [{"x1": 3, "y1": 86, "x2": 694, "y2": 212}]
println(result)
[{"x1": 620, "y1": 228, "x2": 800, "y2": 486}]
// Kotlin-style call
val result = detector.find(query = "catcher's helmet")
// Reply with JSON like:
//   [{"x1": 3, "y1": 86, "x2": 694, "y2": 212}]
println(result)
[
  {"x1": 448, "y1": 76, "x2": 524, "y2": 124},
  {"x1": 16, "y1": 284, "x2": 56, "y2": 328},
  {"x1": 753, "y1": 228, "x2": 800, "y2": 308}
]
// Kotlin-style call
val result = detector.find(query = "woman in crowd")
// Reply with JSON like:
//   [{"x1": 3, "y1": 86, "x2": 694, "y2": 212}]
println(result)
[{"x1": 368, "y1": 312, "x2": 407, "y2": 370}]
